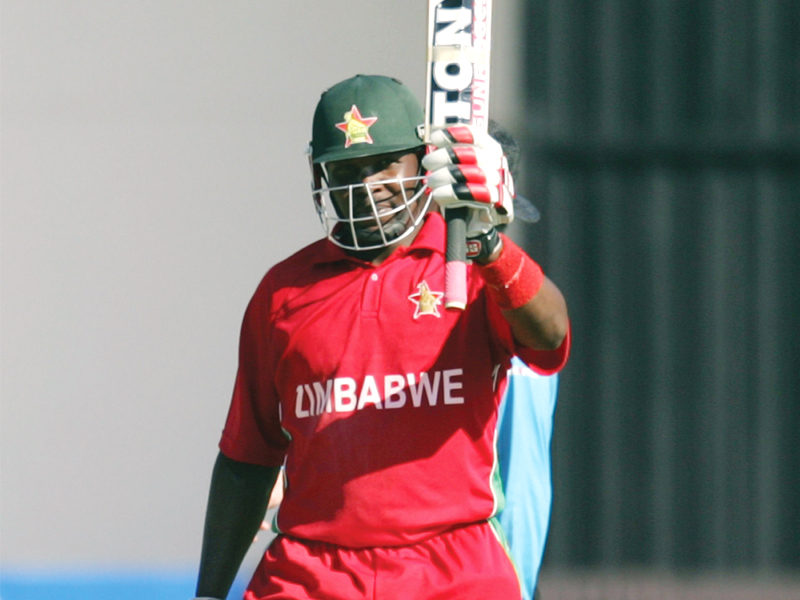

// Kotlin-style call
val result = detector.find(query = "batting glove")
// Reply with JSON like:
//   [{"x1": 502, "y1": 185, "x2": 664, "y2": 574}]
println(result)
[{"x1": 423, "y1": 125, "x2": 515, "y2": 261}]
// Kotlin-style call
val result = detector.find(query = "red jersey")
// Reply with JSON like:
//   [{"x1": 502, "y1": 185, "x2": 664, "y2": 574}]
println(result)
[{"x1": 220, "y1": 212, "x2": 569, "y2": 548}]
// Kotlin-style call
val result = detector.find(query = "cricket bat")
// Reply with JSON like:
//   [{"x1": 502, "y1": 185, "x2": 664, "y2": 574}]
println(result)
[{"x1": 424, "y1": 0, "x2": 493, "y2": 310}]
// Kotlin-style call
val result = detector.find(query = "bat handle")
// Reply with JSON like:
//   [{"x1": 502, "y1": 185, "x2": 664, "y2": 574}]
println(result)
[{"x1": 444, "y1": 207, "x2": 469, "y2": 310}]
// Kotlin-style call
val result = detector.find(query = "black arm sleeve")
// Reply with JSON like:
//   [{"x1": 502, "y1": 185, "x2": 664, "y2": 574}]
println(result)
[{"x1": 195, "y1": 451, "x2": 281, "y2": 599}]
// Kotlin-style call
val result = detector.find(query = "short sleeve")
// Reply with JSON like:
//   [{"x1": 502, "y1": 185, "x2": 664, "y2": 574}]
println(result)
[
  {"x1": 484, "y1": 287, "x2": 571, "y2": 376},
  {"x1": 219, "y1": 277, "x2": 289, "y2": 467},
  {"x1": 514, "y1": 323, "x2": 571, "y2": 375}
]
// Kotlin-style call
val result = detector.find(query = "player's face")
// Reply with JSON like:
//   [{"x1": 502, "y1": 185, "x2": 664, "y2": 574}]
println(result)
[{"x1": 325, "y1": 151, "x2": 424, "y2": 246}]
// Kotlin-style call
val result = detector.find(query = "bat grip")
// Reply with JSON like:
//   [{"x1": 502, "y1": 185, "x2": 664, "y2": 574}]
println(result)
[{"x1": 444, "y1": 207, "x2": 469, "y2": 310}]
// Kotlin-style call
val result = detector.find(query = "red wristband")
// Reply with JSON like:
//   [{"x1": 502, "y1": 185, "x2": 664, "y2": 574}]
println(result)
[{"x1": 477, "y1": 234, "x2": 544, "y2": 310}]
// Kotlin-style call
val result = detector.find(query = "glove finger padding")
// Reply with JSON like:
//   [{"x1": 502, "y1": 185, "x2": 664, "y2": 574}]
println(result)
[
  {"x1": 423, "y1": 146, "x2": 499, "y2": 171},
  {"x1": 430, "y1": 182, "x2": 500, "y2": 206},
  {"x1": 427, "y1": 124, "x2": 498, "y2": 150},
  {"x1": 426, "y1": 164, "x2": 501, "y2": 188},
  {"x1": 423, "y1": 124, "x2": 515, "y2": 231}
]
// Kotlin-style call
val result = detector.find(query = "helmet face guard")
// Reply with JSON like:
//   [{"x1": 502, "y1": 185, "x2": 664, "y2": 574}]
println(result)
[{"x1": 311, "y1": 157, "x2": 431, "y2": 251}]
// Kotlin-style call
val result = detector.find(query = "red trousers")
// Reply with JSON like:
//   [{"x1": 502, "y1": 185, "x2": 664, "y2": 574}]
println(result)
[{"x1": 245, "y1": 521, "x2": 521, "y2": 600}]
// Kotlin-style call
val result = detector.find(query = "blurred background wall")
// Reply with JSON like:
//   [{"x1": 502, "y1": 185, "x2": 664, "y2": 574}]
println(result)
[{"x1": 514, "y1": 0, "x2": 800, "y2": 576}]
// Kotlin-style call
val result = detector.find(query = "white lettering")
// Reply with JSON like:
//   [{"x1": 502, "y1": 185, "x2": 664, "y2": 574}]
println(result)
[
  {"x1": 384, "y1": 374, "x2": 407, "y2": 409},
  {"x1": 303, "y1": 384, "x2": 315, "y2": 415},
  {"x1": 295, "y1": 384, "x2": 309, "y2": 418},
  {"x1": 357, "y1": 375, "x2": 383, "y2": 410},
  {"x1": 443, "y1": 368, "x2": 465, "y2": 404},
  {"x1": 334, "y1": 377, "x2": 357, "y2": 412},
  {"x1": 312, "y1": 380, "x2": 333, "y2": 414},
  {"x1": 407, "y1": 371, "x2": 441, "y2": 407},
  {"x1": 294, "y1": 370, "x2": 472, "y2": 419}
]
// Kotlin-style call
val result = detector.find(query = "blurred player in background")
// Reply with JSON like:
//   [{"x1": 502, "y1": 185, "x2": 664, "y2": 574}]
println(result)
[
  {"x1": 489, "y1": 122, "x2": 560, "y2": 600},
  {"x1": 194, "y1": 75, "x2": 570, "y2": 600}
]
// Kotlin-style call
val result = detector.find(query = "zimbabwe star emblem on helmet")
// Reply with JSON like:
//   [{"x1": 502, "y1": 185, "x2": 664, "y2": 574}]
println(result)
[
  {"x1": 408, "y1": 281, "x2": 444, "y2": 319},
  {"x1": 335, "y1": 105, "x2": 378, "y2": 148}
]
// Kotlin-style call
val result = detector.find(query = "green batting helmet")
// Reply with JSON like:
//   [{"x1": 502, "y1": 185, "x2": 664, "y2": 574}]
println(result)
[{"x1": 310, "y1": 75, "x2": 425, "y2": 164}]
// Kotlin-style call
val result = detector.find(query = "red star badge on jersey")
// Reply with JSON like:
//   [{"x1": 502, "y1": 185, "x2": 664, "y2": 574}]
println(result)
[
  {"x1": 335, "y1": 105, "x2": 378, "y2": 148},
  {"x1": 408, "y1": 281, "x2": 444, "y2": 319}
]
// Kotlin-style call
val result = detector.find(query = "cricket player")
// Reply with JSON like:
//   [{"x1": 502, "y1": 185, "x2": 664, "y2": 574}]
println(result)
[
  {"x1": 194, "y1": 75, "x2": 570, "y2": 600},
  {"x1": 488, "y1": 123, "x2": 558, "y2": 600}
]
